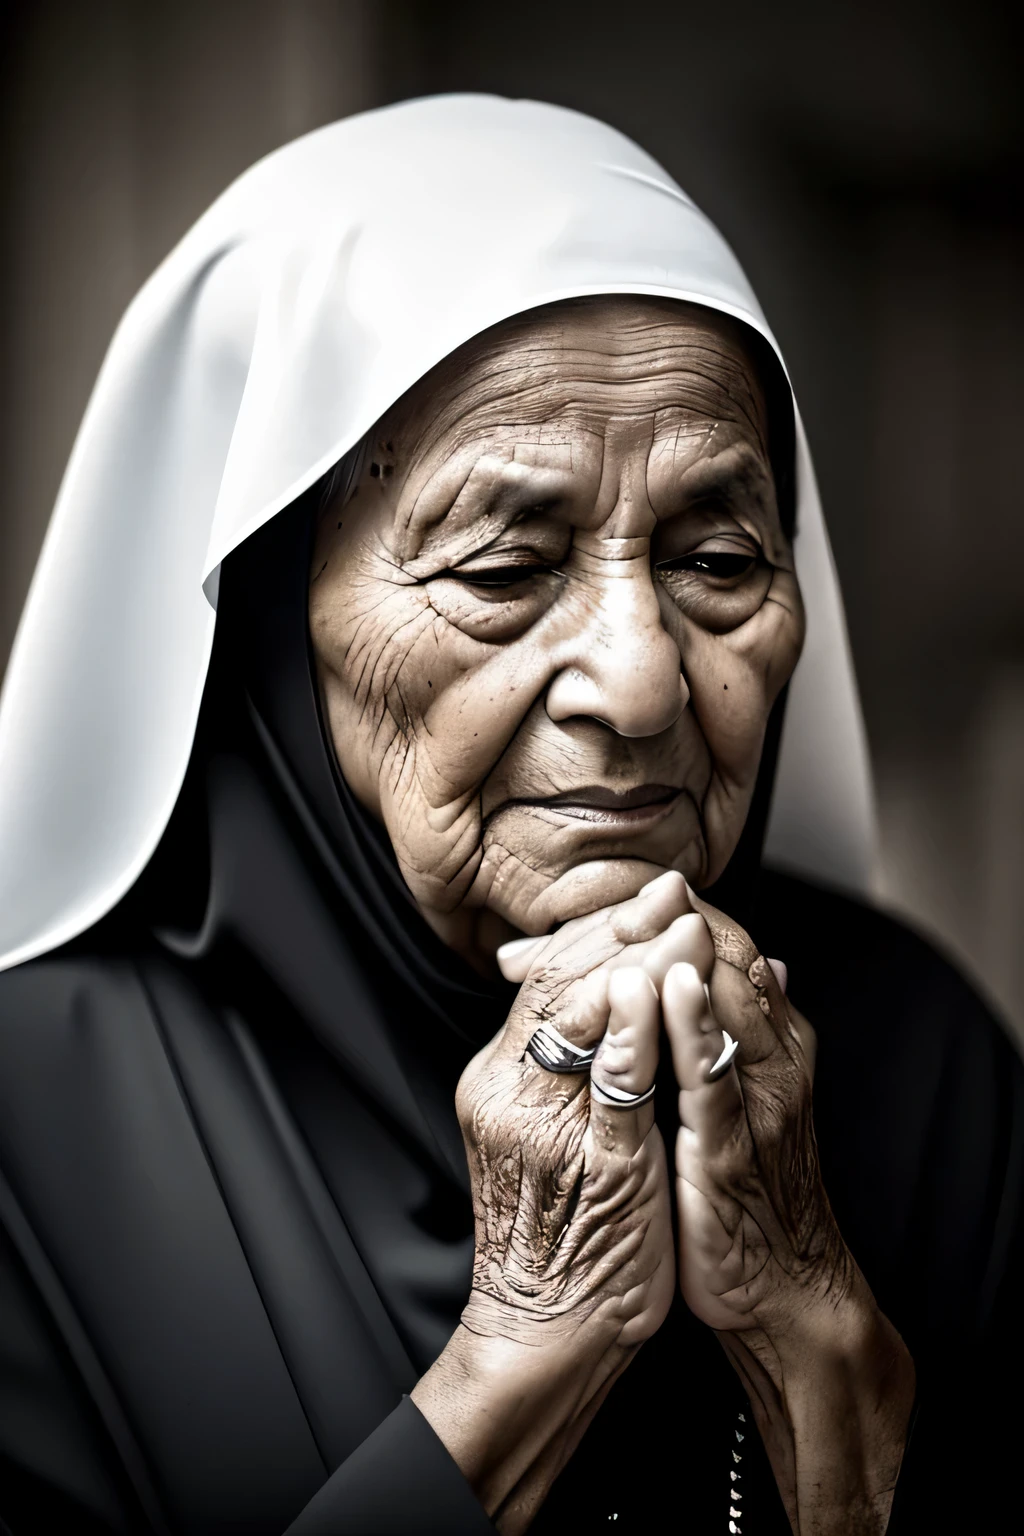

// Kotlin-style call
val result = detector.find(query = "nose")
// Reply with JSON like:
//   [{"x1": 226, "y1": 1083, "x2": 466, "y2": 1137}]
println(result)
[{"x1": 545, "y1": 557, "x2": 688, "y2": 738}]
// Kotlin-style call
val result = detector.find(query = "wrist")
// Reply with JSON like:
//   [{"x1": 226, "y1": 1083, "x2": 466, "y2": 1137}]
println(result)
[
  {"x1": 777, "y1": 1269, "x2": 913, "y2": 1396},
  {"x1": 722, "y1": 1278, "x2": 914, "y2": 1534},
  {"x1": 756, "y1": 1270, "x2": 915, "y2": 1447},
  {"x1": 792, "y1": 1286, "x2": 915, "y2": 1436},
  {"x1": 412, "y1": 1317, "x2": 623, "y2": 1521},
  {"x1": 787, "y1": 1302, "x2": 914, "y2": 1534}
]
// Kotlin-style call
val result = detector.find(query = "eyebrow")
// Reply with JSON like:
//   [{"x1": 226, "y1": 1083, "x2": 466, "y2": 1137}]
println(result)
[
  {"x1": 396, "y1": 446, "x2": 575, "y2": 567},
  {"x1": 650, "y1": 435, "x2": 776, "y2": 519}
]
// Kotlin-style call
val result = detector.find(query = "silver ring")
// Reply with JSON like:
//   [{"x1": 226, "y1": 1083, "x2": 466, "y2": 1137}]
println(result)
[
  {"x1": 707, "y1": 1029, "x2": 739, "y2": 1082},
  {"x1": 526, "y1": 1021, "x2": 596, "y2": 1074},
  {"x1": 589, "y1": 1078, "x2": 657, "y2": 1109}
]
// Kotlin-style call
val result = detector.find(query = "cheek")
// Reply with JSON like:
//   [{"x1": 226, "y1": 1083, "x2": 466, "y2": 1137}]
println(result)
[
  {"x1": 681, "y1": 573, "x2": 804, "y2": 789},
  {"x1": 310, "y1": 563, "x2": 560, "y2": 897},
  {"x1": 686, "y1": 639, "x2": 768, "y2": 781},
  {"x1": 310, "y1": 563, "x2": 437, "y2": 799}
]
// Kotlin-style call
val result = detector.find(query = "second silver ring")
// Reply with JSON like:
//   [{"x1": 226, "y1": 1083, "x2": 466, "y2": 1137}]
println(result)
[{"x1": 589, "y1": 1078, "x2": 657, "y2": 1109}]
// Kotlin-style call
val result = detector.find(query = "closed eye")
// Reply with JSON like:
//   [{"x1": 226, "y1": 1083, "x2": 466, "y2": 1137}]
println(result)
[
  {"x1": 439, "y1": 564, "x2": 556, "y2": 588},
  {"x1": 656, "y1": 552, "x2": 757, "y2": 579}
]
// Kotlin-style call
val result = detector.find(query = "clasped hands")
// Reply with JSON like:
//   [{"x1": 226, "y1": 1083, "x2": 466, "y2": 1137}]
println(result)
[{"x1": 411, "y1": 872, "x2": 914, "y2": 1535}]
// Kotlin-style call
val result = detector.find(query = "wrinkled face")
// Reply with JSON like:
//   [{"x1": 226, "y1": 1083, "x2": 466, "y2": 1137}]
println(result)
[{"x1": 310, "y1": 298, "x2": 804, "y2": 953}]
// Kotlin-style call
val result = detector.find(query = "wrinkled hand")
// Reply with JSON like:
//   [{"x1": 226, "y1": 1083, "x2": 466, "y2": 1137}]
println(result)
[
  {"x1": 458, "y1": 959, "x2": 671, "y2": 1355},
  {"x1": 417, "y1": 874, "x2": 913, "y2": 1535},
  {"x1": 660, "y1": 891, "x2": 843, "y2": 1336},
  {"x1": 414, "y1": 872, "x2": 697, "y2": 1531},
  {"x1": 661, "y1": 889, "x2": 914, "y2": 1534}
]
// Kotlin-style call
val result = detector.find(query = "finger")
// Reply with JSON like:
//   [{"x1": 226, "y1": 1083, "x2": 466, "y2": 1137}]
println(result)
[
  {"x1": 496, "y1": 935, "x2": 545, "y2": 981},
  {"x1": 744, "y1": 953, "x2": 801, "y2": 1057},
  {"x1": 605, "y1": 871, "x2": 694, "y2": 947},
  {"x1": 588, "y1": 967, "x2": 660, "y2": 1156},
  {"x1": 591, "y1": 968, "x2": 660, "y2": 1101},
  {"x1": 687, "y1": 891, "x2": 759, "y2": 972},
  {"x1": 496, "y1": 869, "x2": 692, "y2": 986},
  {"x1": 632, "y1": 913, "x2": 715, "y2": 993},
  {"x1": 786, "y1": 996, "x2": 817, "y2": 1081},
  {"x1": 497, "y1": 872, "x2": 693, "y2": 1061},
  {"x1": 662, "y1": 961, "x2": 744, "y2": 1154},
  {"x1": 638, "y1": 870, "x2": 677, "y2": 895}
]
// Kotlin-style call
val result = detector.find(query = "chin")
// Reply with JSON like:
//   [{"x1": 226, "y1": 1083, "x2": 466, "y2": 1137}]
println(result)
[{"x1": 481, "y1": 840, "x2": 707, "y2": 936}]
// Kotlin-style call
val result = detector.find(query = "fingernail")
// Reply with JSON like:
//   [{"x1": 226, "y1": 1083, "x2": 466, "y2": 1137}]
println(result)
[
  {"x1": 496, "y1": 936, "x2": 543, "y2": 962},
  {"x1": 766, "y1": 957, "x2": 788, "y2": 994}
]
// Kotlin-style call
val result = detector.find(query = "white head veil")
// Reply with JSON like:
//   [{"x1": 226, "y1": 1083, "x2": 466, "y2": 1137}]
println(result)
[{"x1": 0, "y1": 95, "x2": 876, "y2": 975}]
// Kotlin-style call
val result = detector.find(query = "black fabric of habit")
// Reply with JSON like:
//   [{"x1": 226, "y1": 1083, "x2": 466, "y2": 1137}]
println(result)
[{"x1": 0, "y1": 489, "x2": 1022, "y2": 1536}]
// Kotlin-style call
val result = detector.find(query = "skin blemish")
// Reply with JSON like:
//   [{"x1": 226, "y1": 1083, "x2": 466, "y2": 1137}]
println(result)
[{"x1": 370, "y1": 462, "x2": 381, "y2": 478}]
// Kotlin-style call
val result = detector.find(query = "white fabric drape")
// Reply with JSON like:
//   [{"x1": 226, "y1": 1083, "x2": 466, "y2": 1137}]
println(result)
[{"x1": 0, "y1": 94, "x2": 876, "y2": 973}]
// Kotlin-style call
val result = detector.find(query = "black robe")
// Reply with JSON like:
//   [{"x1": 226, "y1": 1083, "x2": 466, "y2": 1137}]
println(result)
[{"x1": 1, "y1": 503, "x2": 1021, "y2": 1534}]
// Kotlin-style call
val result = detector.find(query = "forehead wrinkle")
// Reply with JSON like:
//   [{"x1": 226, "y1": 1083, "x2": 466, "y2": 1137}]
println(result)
[
  {"x1": 375, "y1": 301, "x2": 771, "y2": 556},
  {"x1": 404, "y1": 369, "x2": 756, "y2": 475},
  {"x1": 457, "y1": 345, "x2": 757, "y2": 408},
  {"x1": 389, "y1": 319, "x2": 766, "y2": 461},
  {"x1": 652, "y1": 413, "x2": 716, "y2": 456}
]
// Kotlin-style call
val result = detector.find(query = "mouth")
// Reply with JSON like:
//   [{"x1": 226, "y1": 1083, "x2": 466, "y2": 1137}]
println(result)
[{"x1": 507, "y1": 783, "x2": 684, "y2": 829}]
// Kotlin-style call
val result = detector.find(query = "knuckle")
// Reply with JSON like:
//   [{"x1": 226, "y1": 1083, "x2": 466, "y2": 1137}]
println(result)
[
  {"x1": 521, "y1": 963, "x2": 567, "y2": 1004},
  {"x1": 520, "y1": 968, "x2": 606, "y2": 1040},
  {"x1": 673, "y1": 911, "x2": 712, "y2": 947}
]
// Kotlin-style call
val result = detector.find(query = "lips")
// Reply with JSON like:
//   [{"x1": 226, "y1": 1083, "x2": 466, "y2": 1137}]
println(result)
[
  {"x1": 498, "y1": 783, "x2": 684, "y2": 828},
  {"x1": 541, "y1": 784, "x2": 681, "y2": 811}
]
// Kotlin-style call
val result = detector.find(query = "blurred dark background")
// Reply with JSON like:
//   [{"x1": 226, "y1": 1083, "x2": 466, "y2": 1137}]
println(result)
[{"x1": 2, "y1": 0, "x2": 1022, "y2": 1036}]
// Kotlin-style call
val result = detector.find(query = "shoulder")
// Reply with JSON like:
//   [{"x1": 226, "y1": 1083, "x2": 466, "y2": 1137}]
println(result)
[
  {"x1": 0, "y1": 942, "x2": 206, "y2": 1110},
  {"x1": 0, "y1": 944, "x2": 145, "y2": 1011},
  {"x1": 0, "y1": 948, "x2": 166, "y2": 1190},
  {"x1": 0, "y1": 945, "x2": 156, "y2": 1057},
  {"x1": 0, "y1": 947, "x2": 183, "y2": 1533}
]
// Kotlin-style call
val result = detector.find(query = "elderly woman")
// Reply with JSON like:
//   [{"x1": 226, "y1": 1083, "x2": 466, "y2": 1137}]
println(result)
[{"x1": 0, "y1": 97, "x2": 1020, "y2": 1536}]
